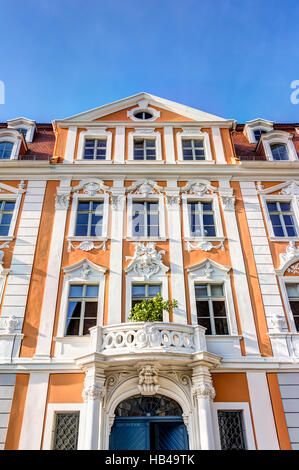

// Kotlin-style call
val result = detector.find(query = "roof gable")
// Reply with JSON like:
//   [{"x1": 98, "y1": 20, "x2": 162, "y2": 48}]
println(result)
[{"x1": 57, "y1": 92, "x2": 231, "y2": 124}]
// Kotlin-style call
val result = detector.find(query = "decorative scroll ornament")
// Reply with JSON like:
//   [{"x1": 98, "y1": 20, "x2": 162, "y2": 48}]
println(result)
[
  {"x1": 220, "y1": 195, "x2": 235, "y2": 211},
  {"x1": 82, "y1": 383, "x2": 106, "y2": 402},
  {"x1": 187, "y1": 240, "x2": 224, "y2": 253},
  {"x1": 127, "y1": 179, "x2": 161, "y2": 197},
  {"x1": 55, "y1": 193, "x2": 70, "y2": 210},
  {"x1": 277, "y1": 241, "x2": 299, "y2": 275},
  {"x1": 138, "y1": 365, "x2": 160, "y2": 395},
  {"x1": 3, "y1": 315, "x2": 19, "y2": 334},
  {"x1": 67, "y1": 240, "x2": 106, "y2": 253},
  {"x1": 125, "y1": 242, "x2": 168, "y2": 279}
]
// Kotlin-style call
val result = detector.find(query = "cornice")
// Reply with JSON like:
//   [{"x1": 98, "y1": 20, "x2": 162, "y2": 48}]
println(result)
[
  {"x1": 0, "y1": 162, "x2": 299, "y2": 180},
  {"x1": 55, "y1": 120, "x2": 235, "y2": 129}
]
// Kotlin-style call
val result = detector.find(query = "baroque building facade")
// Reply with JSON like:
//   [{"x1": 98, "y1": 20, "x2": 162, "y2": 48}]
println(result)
[{"x1": 0, "y1": 93, "x2": 298, "y2": 450}]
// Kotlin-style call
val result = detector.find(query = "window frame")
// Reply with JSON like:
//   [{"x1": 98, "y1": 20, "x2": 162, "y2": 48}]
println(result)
[
  {"x1": 131, "y1": 282, "x2": 162, "y2": 308},
  {"x1": 126, "y1": 276, "x2": 169, "y2": 321},
  {"x1": 212, "y1": 402, "x2": 256, "y2": 450},
  {"x1": 261, "y1": 194, "x2": 299, "y2": 242},
  {"x1": 77, "y1": 128, "x2": 112, "y2": 162},
  {"x1": 261, "y1": 131, "x2": 298, "y2": 162},
  {"x1": 7, "y1": 118, "x2": 36, "y2": 143},
  {"x1": 0, "y1": 191, "x2": 23, "y2": 241},
  {"x1": 127, "y1": 129, "x2": 162, "y2": 162},
  {"x1": 127, "y1": 193, "x2": 166, "y2": 241},
  {"x1": 187, "y1": 260, "x2": 238, "y2": 336},
  {"x1": 56, "y1": 259, "x2": 106, "y2": 340},
  {"x1": 176, "y1": 128, "x2": 213, "y2": 163},
  {"x1": 68, "y1": 192, "x2": 109, "y2": 242},
  {"x1": 133, "y1": 137, "x2": 157, "y2": 161},
  {"x1": 43, "y1": 403, "x2": 86, "y2": 450},
  {"x1": 65, "y1": 283, "x2": 100, "y2": 337},
  {"x1": 182, "y1": 193, "x2": 224, "y2": 241},
  {"x1": 278, "y1": 276, "x2": 299, "y2": 333},
  {"x1": 194, "y1": 282, "x2": 229, "y2": 335},
  {"x1": 0, "y1": 129, "x2": 22, "y2": 160}
]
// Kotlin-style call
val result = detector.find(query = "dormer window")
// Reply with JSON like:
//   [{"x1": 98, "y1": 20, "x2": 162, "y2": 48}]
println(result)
[
  {"x1": 270, "y1": 143, "x2": 289, "y2": 161},
  {"x1": 0, "y1": 142, "x2": 13, "y2": 159},
  {"x1": 17, "y1": 128, "x2": 28, "y2": 139},
  {"x1": 253, "y1": 129, "x2": 267, "y2": 143}
]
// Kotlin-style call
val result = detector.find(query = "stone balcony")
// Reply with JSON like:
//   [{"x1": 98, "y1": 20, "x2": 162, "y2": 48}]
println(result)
[{"x1": 54, "y1": 322, "x2": 208, "y2": 363}]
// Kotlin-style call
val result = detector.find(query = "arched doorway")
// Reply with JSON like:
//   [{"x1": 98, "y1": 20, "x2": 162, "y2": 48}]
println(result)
[{"x1": 109, "y1": 394, "x2": 189, "y2": 450}]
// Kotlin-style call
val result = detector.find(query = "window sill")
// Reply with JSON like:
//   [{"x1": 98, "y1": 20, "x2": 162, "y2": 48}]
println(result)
[
  {"x1": 0, "y1": 236, "x2": 14, "y2": 242},
  {"x1": 269, "y1": 237, "x2": 299, "y2": 242},
  {"x1": 54, "y1": 335, "x2": 91, "y2": 342},
  {"x1": 205, "y1": 334, "x2": 242, "y2": 339},
  {"x1": 177, "y1": 160, "x2": 215, "y2": 164},
  {"x1": 126, "y1": 160, "x2": 165, "y2": 164},
  {"x1": 67, "y1": 236, "x2": 107, "y2": 242},
  {"x1": 127, "y1": 236, "x2": 167, "y2": 242},
  {"x1": 74, "y1": 159, "x2": 112, "y2": 164}
]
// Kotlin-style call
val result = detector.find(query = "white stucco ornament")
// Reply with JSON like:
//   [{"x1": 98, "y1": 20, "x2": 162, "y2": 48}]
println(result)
[
  {"x1": 125, "y1": 242, "x2": 168, "y2": 279},
  {"x1": 138, "y1": 365, "x2": 160, "y2": 395},
  {"x1": 276, "y1": 241, "x2": 299, "y2": 275}
]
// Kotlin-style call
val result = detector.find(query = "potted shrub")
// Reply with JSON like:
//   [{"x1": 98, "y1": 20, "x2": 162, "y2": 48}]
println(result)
[{"x1": 128, "y1": 293, "x2": 178, "y2": 322}]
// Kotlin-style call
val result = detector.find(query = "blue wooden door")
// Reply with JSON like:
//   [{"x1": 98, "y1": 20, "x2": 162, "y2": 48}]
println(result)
[
  {"x1": 109, "y1": 420, "x2": 150, "y2": 450},
  {"x1": 155, "y1": 422, "x2": 189, "y2": 450}
]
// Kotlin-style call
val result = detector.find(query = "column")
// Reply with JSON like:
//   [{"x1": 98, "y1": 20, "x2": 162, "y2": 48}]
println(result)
[
  {"x1": 192, "y1": 361, "x2": 217, "y2": 450},
  {"x1": 166, "y1": 181, "x2": 187, "y2": 323},
  {"x1": 108, "y1": 180, "x2": 125, "y2": 324},
  {"x1": 212, "y1": 127, "x2": 226, "y2": 164},
  {"x1": 34, "y1": 179, "x2": 71, "y2": 358},
  {"x1": 82, "y1": 364, "x2": 106, "y2": 450},
  {"x1": 114, "y1": 126, "x2": 125, "y2": 164},
  {"x1": 164, "y1": 126, "x2": 175, "y2": 163},
  {"x1": 219, "y1": 180, "x2": 260, "y2": 355},
  {"x1": 19, "y1": 372, "x2": 49, "y2": 449},
  {"x1": 63, "y1": 127, "x2": 77, "y2": 164}
]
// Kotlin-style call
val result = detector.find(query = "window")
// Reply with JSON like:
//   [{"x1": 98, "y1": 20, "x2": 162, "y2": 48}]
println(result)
[
  {"x1": 0, "y1": 142, "x2": 13, "y2": 159},
  {"x1": 182, "y1": 139, "x2": 205, "y2": 161},
  {"x1": 75, "y1": 200, "x2": 104, "y2": 237},
  {"x1": 17, "y1": 128, "x2": 27, "y2": 139},
  {"x1": 133, "y1": 111, "x2": 153, "y2": 120},
  {"x1": 134, "y1": 139, "x2": 156, "y2": 160},
  {"x1": 195, "y1": 283, "x2": 228, "y2": 335},
  {"x1": 188, "y1": 201, "x2": 216, "y2": 237},
  {"x1": 217, "y1": 411, "x2": 246, "y2": 450},
  {"x1": 0, "y1": 200, "x2": 16, "y2": 236},
  {"x1": 52, "y1": 412, "x2": 80, "y2": 450},
  {"x1": 83, "y1": 139, "x2": 107, "y2": 160},
  {"x1": 286, "y1": 283, "x2": 299, "y2": 331},
  {"x1": 65, "y1": 284, "x2": 98, "y2": 336},
  {"x1": 132, "y1": 201, "x2": 159, "y2": 237},
  {"x1": 253, "y1": 129, "x2": 267, "y2": 142},
  {"x1": 267, "y1": 201, "x2": 297, "y2": 237},
  {"x1": 270, "y1": 143, "x2": 289, "y2": 161},
  {"x1": 132, "y1": 284, "x2": 161, "y2": 308}
]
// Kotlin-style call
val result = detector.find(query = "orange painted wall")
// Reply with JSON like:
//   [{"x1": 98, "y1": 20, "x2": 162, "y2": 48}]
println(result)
[
  {"x1": 267, "y1": 373, "x2": 291, "y2": 450},
  {"x1": 94, "y1": 105, "x2": 195, "y2": 122},
  {"x1": 47, "y1": 373, "x2": 84, "y2": 403},
  {"x1": 5, "y1": 374, "x2": 29, "y2": 450},
  {"x1": 20, "y1": 181, "x2": 59, "y2": 357}
]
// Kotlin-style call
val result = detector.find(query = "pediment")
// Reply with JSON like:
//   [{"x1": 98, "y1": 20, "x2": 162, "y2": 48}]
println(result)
[
  {"x1": 259, "y1": 180, "x2": 299, "y2": 195},
  {"x1": 63, "y1": 259, "x2": 106, "y2": 279},
  {"x1": 187, "y1": 258, "x2": 231, "y2": 279},
  {"x1": 0, "y1": 181, "x2": 25, "y2": 195},
  {"x1": 58, "y1": 92, "x2": 231, "y2": 124}
]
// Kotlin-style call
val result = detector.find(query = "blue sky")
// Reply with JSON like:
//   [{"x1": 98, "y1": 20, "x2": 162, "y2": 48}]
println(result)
[{"x1": 1, "y1": 0, "x2": 299, "y2": 123}]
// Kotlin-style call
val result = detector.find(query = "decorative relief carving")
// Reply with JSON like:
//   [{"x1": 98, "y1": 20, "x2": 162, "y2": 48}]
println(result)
[
  {"x1": 268, "y1": 316, "x2": 287, "y2": 332},
  {"x1": 127, "y1": 180, "x2": 162, "y2": 197},
  {"x1": 277, "y1": 241, "x2": 299, "y2": 274},
  {"x1": 166, "y1": 195, "x2": 181, "y2": 206},
  {"x1": 55, "y1": 193, "x2": 70, "y2": 210},
  {"x1": 180, "y1": 180, "x2": 216, "y2": 197},
  {"x1": 138, "y1": 365, "x2": 160, "y2": 395},
  {"x1": 67, "y1": 240, "x2": 106, "y2": 253},
  {"x1": 82, "y1": 383, "x2": 106, "y2": 402},
  {"x1": 220, "y1": 195, "x2": 235, "y2": 211},
  {"x1": 280, "y1": 181, "x2": 299, "y2": 195},
  {"x1": 192, "y1": 382, "x2": 216, "y2": 400},
  {"x1": 80, "y1": 261, "x2": 92, "y2": 280},
  {"x1": 196, "y1": 260, "x2": 214, "y2": 279},
  {"x1": 186, "y1": 240, "x2": 224, "y2": 253},
  {"x1": 125, "y1": 242, "x2": 168, "y2": 279},
  {"x1": 110, "y1": 194, "x2": 124, "y2": 210},
  {"x1": 72, "y1": 179, "x2": 109, "y2": 196}
]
